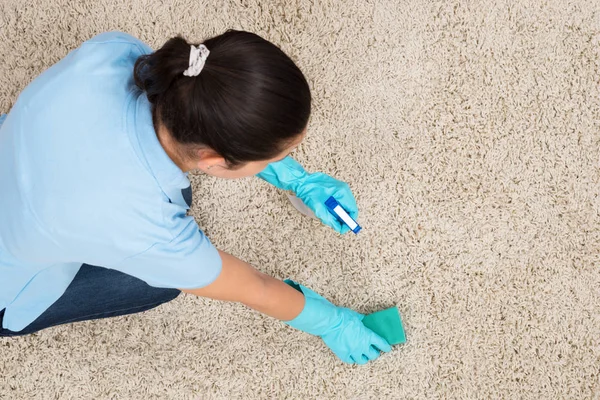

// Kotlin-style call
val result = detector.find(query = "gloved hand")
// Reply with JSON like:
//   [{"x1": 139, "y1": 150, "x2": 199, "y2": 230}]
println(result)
[
  {"x1": 257, "y1": 157, "x2": 359, "y2": 234},
  {"x1": 283, "y1": 280, "x2": 391, "y2": 364},
  {"x1": 294, "y1": 173, "x2": 358, "y2": 234}
]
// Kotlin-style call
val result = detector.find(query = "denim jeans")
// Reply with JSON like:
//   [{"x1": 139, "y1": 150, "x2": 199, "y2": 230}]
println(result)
[{"x1": 0, "y1": 186, "x2": 193, "y2": 336}]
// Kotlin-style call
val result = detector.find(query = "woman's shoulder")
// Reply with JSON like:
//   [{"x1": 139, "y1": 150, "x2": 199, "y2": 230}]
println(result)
[{"x1": 82, "y1": 31, "x2": 153, "y2": 55}]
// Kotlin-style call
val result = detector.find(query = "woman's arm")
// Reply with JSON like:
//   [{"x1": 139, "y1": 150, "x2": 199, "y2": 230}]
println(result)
[
  {"x1": 180, "y1": 250, "x2": 305, "y2": 321},
  {"x1": 181, "y1": 250, "x2": 391, "y2": 365}
]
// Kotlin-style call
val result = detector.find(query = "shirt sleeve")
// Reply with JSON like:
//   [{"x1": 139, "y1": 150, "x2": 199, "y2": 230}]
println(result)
[{"x1": 109, "y1": 216, "x2": 222, "y2": 290}]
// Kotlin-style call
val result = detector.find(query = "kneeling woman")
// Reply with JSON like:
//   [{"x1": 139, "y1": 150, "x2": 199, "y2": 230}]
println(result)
[{"x1": 0, "y1": 31, "x2": 389, "y2": 365}]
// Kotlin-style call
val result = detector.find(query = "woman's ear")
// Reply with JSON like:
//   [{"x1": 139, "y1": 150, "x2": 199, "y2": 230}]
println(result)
[{"x1": 195, "y1": 148, "x2": 227, "y2": 172}]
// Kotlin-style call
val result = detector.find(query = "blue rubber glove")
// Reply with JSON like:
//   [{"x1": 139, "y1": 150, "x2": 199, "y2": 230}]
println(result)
[
  {"x1": 257, "y1": 157, "x2": 359, "y2": 234},
  {"x1": 283, "y1": 280, "x2": 392, "y2": 364}
]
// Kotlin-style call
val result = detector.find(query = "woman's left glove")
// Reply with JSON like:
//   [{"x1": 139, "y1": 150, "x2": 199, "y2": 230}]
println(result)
[{"x1": 257, "y1": 157, "x2": 359, "y2": 234}]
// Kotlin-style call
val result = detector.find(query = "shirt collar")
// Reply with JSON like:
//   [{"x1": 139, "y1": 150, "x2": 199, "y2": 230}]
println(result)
[{"x1": 130, "y1": 93, "x2": 190, "y2": 194}]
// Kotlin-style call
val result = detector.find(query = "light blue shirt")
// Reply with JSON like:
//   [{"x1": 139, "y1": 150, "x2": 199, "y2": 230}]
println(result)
[{"x1": 0, "y1": 32, "x2": 222, "y2": 332}]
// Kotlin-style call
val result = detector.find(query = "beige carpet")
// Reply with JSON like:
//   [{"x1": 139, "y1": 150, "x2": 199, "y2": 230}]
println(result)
[{"x1": 2, "y1": 0, "x2": 600, "y2": 398}]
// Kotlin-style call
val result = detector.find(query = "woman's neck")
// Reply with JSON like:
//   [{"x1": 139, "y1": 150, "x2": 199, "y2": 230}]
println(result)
[{"x1": 155, "y1": 123, "x2": 194, "y2": 172}]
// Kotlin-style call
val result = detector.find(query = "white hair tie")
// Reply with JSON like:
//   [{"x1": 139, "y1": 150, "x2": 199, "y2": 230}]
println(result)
[{"x1": 183, "y1": 44, "x2": 210, "y2": 77}]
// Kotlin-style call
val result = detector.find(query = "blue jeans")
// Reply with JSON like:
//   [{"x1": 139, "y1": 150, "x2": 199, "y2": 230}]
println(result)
[{"x1": 0, "y1": 186, "x2": 193, "y2": 336}]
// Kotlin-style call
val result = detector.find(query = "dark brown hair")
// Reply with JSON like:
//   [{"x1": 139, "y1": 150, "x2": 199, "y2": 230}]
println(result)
[{"x1": 134, "y1": 30, "x2": 311, "y2": 166}]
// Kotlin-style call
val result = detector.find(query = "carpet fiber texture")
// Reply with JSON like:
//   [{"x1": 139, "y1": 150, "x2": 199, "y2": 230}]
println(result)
[{"x1": 1, "y1": 0, "x2": 600, "y2": 398}]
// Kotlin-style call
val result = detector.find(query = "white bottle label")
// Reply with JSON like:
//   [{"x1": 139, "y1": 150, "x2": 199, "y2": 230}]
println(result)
[{"x1": 333, "y1": 205, "x2": 358, "y2": 230}]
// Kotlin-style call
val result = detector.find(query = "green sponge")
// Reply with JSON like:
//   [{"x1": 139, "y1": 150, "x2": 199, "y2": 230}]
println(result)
[{"x1": 362, "y1": 307, "x2": 406, "y2": 345}]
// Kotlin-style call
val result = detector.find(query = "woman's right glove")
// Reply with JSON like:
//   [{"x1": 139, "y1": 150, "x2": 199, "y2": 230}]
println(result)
[{"x1": 283, "y1": 280, "x2": 391, "y2": 364}]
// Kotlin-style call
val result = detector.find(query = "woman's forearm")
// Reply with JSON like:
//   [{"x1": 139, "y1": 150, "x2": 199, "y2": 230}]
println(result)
[{"x1": 180, "y1": 250, "x2": 305, "y2": 321}]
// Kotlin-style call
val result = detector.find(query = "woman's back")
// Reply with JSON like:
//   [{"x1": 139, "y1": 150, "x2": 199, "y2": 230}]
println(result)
[{"x1": 0, "y1": 32, "x2": 221, "y2": 332}]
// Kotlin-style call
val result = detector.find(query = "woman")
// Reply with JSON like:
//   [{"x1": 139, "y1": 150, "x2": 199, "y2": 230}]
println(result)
[{"x1": 0, "y1": 30, "x2": 390, "y2": 365}]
